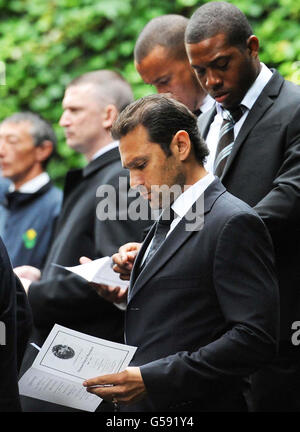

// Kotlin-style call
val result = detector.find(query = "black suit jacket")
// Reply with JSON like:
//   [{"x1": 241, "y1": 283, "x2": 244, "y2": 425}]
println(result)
[
  {"x1": 124, "y1": 179, "x2": 279, "y2": 412},
  {"x1": 198, "y1": 70, "x2": 300, "y2": 343},
  {"x1": 20, "y1": 147, "x2": 149, "y2": 411},
  {"x1": 0, "y1": 238, "x2": 23, "y2": 411}
]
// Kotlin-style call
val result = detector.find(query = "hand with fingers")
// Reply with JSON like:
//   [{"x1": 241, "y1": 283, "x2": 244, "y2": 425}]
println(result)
[
  {"x1": 83, "y1": 367, "x2": 146, "y2": 405},
  {"x1": 14, "y1": 265, "x2": 41, "y2": 281},
  {"x1": 79, "y1": 256, "x2": 128, "y2": 304},
  {"x1": 112, "y1": 242, "x2": 142, "y2": 281}
]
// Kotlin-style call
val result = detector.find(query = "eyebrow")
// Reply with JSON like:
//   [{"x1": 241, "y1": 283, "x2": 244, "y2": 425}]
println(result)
[
  {"x1": 123, "y1": 156, "x2": 148, "y2": 170},
  {"x1": 192, "y1": 54, "x2": 230, "y2": 69}
]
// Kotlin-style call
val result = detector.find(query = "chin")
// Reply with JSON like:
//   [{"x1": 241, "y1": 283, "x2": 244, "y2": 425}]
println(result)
[
  {"x1": 67, "y1": 141, "x2": 81, "y2": 151},
  {"x1": 0, "y1": 170, "x2": 10, "y2": 177}
]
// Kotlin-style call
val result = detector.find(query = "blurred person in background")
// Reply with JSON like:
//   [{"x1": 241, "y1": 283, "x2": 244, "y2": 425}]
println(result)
[
  {"x1": 0, "y1": 112, "x2": 62, "y2": 268},
  {"x1": 134, "y1": 14, "x2": 214, "y2": 116}
]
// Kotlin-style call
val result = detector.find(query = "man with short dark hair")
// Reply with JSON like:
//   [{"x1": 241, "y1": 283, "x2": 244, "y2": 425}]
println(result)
[
  {"x1": 134, "y1": 15, "x2": 213, "y2": 115},
  {"x1": 83, "y1": 94, "x2": 279, "y2": 412},
  {"x1": 0, "y1": 112, "x2": 62, "y2": 268},
  {"x1": 185, "y1": 1, "x2": 300, "y2": 411},
  {"x1": 17, "y1": 70, "x2": 149, "y2": 412}
]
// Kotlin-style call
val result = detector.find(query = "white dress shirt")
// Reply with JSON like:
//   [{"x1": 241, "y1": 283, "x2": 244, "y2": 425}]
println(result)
[
  {"x1": 200, "y1": 94, "x2": 215, "y2": 114},
  {"x1": 91, "y1": 141, "x2": 119, "y2": 161},
  {"x1": 9, "y1": 172, "x2": 50, "y2": 193},
  {"x1": 141, "y1": 172, "x2": 215, "y2": 264},
  {"x1": 205, "y1": 63, "x2": 273, "y2": 173}
]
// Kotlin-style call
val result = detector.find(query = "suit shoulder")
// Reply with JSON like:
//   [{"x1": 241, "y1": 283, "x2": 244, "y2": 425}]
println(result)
[
  {"x1": 277, "y1": 76, "x2": 300, "y2": 105},
  {"x1": 214, "y1": 190, "x2": 261, "y2": 221},
  {"x1": 282, "y1": 77, "x2": 300, "y2": 94},
  {"x1": 210, "y1": 192, "x2": 272, "y2": 255}
]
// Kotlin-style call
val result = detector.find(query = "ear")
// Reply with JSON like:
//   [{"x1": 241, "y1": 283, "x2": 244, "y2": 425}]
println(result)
[
  {"x1": 171, "y1": 130, "x2": 191, "y2": 162},
  {"x1": 102, "y1": 104, "x2": 119, "y2": 130},
  {"x1": 35, "y1": 140, "x2": 53, "y2": 164},
  {"x1": 246, "y1": 35, "x2": 259, "y2": 58}
]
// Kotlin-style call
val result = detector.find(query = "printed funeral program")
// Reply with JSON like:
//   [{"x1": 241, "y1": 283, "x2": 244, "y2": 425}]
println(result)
[
  {"x1": 52, "y1": 256, "x2": 129, "y2": 289},
  {"x1": 18, "y1": 324, "x2": 137, "y2": 411}
]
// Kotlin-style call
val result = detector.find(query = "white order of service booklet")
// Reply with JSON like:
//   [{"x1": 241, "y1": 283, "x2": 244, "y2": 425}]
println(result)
[
  {"x1": 18, "y1": 324, "x2": 137, "y2": 412},
  {"x1": 52, "y1": 256, "x2": 129, "y2": 289}
]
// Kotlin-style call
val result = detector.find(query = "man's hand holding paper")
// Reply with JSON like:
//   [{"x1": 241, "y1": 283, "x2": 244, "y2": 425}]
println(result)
[
  {"x1": 83, "y1": 367, "x2": 146, "y2": 405},
  {"x1": 79, "y1": 256, "x2": 128, "y2": 304}
]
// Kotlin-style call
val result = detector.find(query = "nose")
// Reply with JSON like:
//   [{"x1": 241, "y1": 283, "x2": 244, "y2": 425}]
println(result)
[
  {"x1": 129, "y1": 171, "x2": 144, "y2": 191},
  {"x1": 59, "y1": 110, "x2": 71, "y2": 127},
  {"x1": 205, "y1": 69, "x2": 222, "y2": 90},
  {"x1": 0, "y1": 139, "x2": 7, "y2": 157}
]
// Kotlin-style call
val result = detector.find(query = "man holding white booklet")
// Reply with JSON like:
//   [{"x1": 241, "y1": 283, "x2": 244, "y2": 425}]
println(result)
[
  {"x1": 18, "y1": 324, "x2": 137, "y2": 412},
  {"x1": 81, "y1": 95, "x2": 279, "y2": 412},
  {"x1": 16, "y1": 71, "x2": 149, "y2": 412}
]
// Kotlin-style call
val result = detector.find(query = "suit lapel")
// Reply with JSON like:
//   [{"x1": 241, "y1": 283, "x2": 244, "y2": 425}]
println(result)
[
  {"x1": 128, "y1": 217, "x2": 195, "y2": 304},
  {"x1": 197, "y1": 106, "x2": 216, "y2": 139},
  {"x1": 128, "y1": 178, "x2": 226, "y2": 304},
  {"x1": 221, "y1": 70, "x2": 284, "y2": 181},
  {"x1": 129, "y1": 221, "x2": 156, "y2": 290},
  {"x1": 83, "y1": 146, "x2": 120, "y2": 177},
  {"x1": 63, "y1": 147, "x2": 121, "y2": 201}
]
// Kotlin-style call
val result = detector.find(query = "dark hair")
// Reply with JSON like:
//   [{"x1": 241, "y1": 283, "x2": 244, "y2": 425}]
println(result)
[
  {"x1": 67, "y1": 70, "x2": 133, "y2": 112},
  {"x1": 111, "y1": 94, "x2": 209, "y2": 165},
  {"x1": 185, "y1": 2, "x2": 253, "y2": 49},
  {"x1": 1, "y1": 111, "x2": 56, "y2": 167},
  {"x1": 134, "y1": 15, "x2": 189, "y2": 64}
]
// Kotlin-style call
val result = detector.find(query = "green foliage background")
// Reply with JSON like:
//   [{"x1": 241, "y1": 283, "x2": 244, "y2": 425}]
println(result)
[{"x1": 0, "y1": 0, "x2": 299, "y2": 186}]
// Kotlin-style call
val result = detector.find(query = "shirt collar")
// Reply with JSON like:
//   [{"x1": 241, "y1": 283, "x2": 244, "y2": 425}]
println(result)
[
  {"x1": 91, "y1": 141, "x2": 119, "y2": 161},
  {"x1": 240, "y1": 63, "x2": 273, "y2": 110},
  {"x1": 171, "y1": 172, "x2": 215, "y2": 219},
  {"x1": 200, "y1": 94, "x2": 215, "y2": 113},
  {"x1": 9, "y1": 172, "x2": 50, "y2": 193},
  {"x1": 216, "y1": 63, "x2": 273, "y2": 116}
]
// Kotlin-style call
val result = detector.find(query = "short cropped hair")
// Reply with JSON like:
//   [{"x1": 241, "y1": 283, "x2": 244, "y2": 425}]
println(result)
[
  {"x1": 67, "y1": 70, "x2": 134, "y2": 113},
  {"x1": 134, "y1": 15, "x2": 189, "y2": 64},
  {"x1": 185, "y1": 2, "x2": 253, "y2": 49},
  {"x1": 111, "y1": 94, "x2": 209, "y2": 165},
  {"x1": 1, "y1": 112, "x2": 57, "y2": 167}
]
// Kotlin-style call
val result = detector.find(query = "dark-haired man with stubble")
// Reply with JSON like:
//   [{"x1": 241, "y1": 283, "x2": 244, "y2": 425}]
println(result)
[
  {"x1": 185, "y1": 1, "x2": 300, "y2": 411},
  {"x1": 83, "y1": 94, "x2": 279, "y2": 412},
  {"x1": 134, "y1": 14, "x2": 214, "y2": 115}
]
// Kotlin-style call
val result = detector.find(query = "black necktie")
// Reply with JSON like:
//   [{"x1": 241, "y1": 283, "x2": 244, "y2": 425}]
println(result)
[
  {"x1": 214, "y1": 105, "x2": 245, "y2": 177},
  {"x1": 142, "y1": 207, "x2": 175, "y2": 268}
]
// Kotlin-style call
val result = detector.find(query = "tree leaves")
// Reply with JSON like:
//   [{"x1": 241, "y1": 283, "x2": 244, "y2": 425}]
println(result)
[{"x1": 0, "y1": 0, "x2": 299, "y2": 186}]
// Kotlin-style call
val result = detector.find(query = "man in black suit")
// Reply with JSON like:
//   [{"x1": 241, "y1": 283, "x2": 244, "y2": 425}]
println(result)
[
  {"x1": 0, "y1": 237, "x2": 32, "y2": 411},
  {"x1": 83, "y1": 94, "x2": 279, "y2": 412},
  {"x1": 184, "y1": 1, "x2": 300, "y2": 411},
  {"x1": 17, "y1": 70, "x2": 149, "y2": 411}
]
